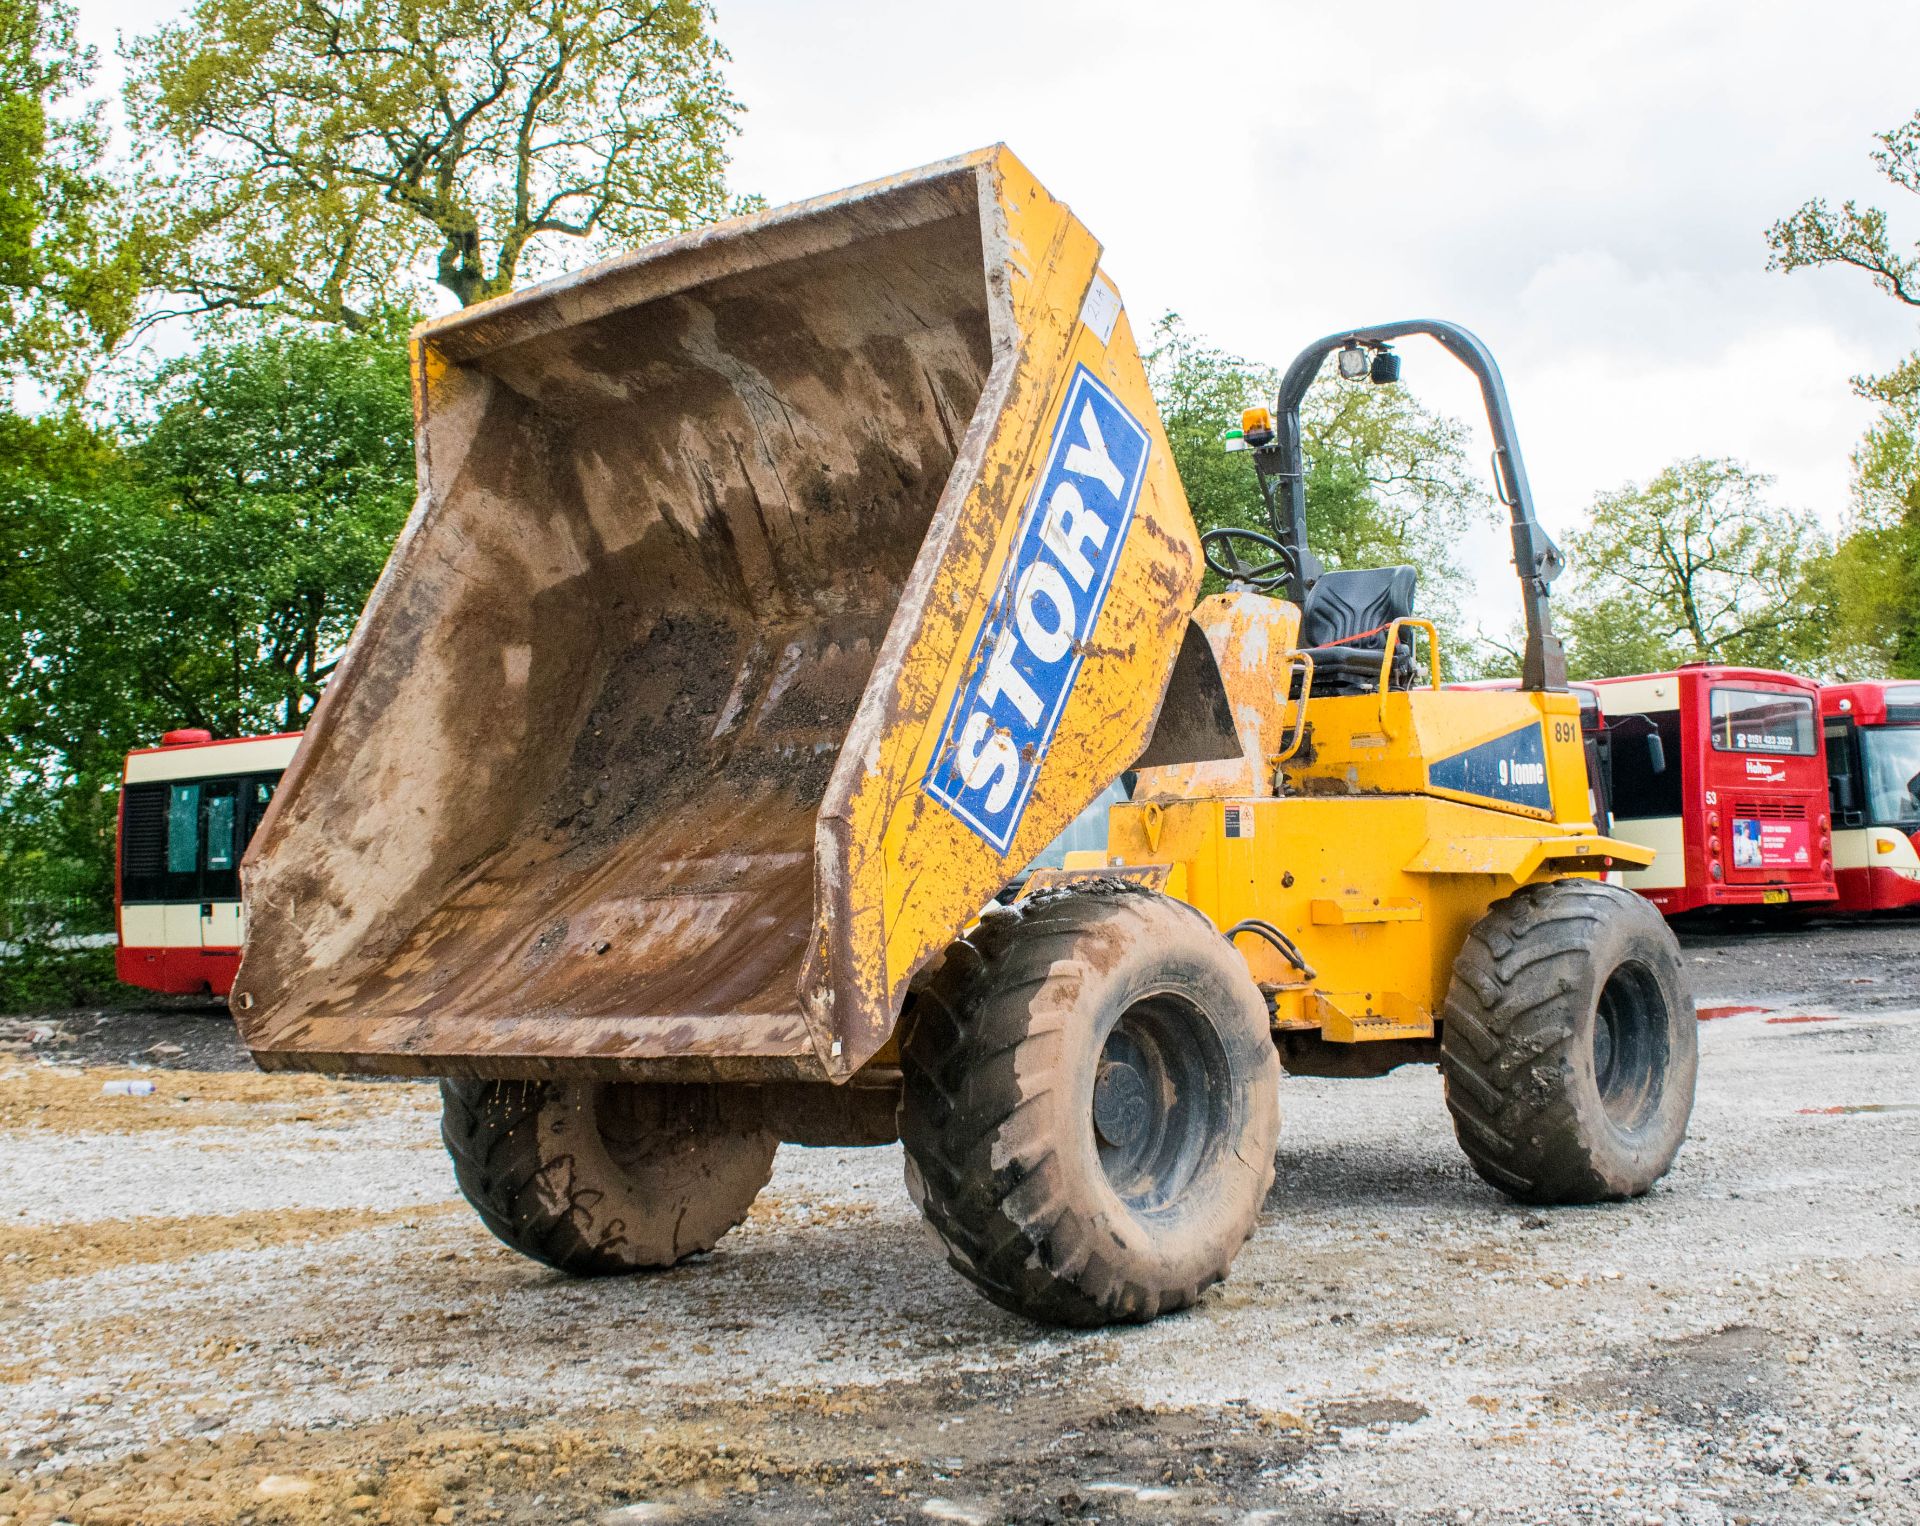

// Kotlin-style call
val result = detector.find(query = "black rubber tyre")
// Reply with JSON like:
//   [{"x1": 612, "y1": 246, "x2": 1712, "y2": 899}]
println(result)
[
  {"x1": 898, "y1": 885, "x2": 1280, "y2": 1327},
  {"x1": 440, "y1": 1080, "x2": 776, "y2": 1275},
  {"x1": 1441, "y1": 879, "x2": 1696, "y2": 1205}
]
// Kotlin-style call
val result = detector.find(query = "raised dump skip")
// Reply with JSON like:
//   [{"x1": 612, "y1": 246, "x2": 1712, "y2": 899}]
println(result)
[{"x1": 233, "y1": 147, "x2": 1213, "y2": 1084}]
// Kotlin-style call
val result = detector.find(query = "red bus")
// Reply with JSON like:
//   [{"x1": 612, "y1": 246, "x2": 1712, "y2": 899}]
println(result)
[
  {"x1": 1820, "y1": 681, "x2": 1920, "y2": 912},
  {"x1": 1586, "y1": 667, "x2": 1835, "y2": 916},
  {"x1": 116, "y1": 729, "x2": 301, "y2": 996}
]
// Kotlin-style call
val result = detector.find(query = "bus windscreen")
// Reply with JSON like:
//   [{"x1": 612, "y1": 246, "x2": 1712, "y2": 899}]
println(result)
[
  {"x1": 1863, "y1": 727, "x2": 1920, "y2": 827},
  {"x1": 1709, "y1": 688, "x2": 1815, "y2": 756}
]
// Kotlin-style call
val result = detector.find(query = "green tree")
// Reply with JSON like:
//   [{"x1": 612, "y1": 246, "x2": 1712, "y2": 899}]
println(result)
[
  {"x1": 123, "y1": 0, "x2": 749, "y2": 327},
  {"x1": 0, "y1": 0, "x2": 138, "y2": 390},
  {"x1": 1, "y1": 324, "x2": 415, "y2": 933},
  {"x1": 1560, "y1": 457, "x2": 1827, "y2": 678},
  {"x1": 0, "y1": 410, "x2": 138, "y2": 939},
  {"x1": 1767, "y1": 110, "x2": 1920, "y2": 307},
  {"x1": 1146, "y1": 315, "x2": 1276, "y2": 545},
  {"x1": 1768, "y1": 109, "x2": 1920, "y2": 676},
  {"x1": 1145, "y1": 314, "x2": 1490, "y2": 633},
  {"x1": 1819, "y1": 356, "x2": 1920, "y2": 675},
  {"x1": 130, "y1": 319, "x2": 418, "y2": 729}
]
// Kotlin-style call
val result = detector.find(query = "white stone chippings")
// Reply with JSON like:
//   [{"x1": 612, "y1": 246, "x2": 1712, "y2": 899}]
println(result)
[
  {"x1": 1, "y1": 1118, "x2": 447, "y2": 1228},
  {"x1": 1, "y1": 982, "x2": 1916, "y2": 1521}
]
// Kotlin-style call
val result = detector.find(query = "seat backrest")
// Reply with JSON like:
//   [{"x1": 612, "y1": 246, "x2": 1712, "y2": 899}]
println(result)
[{"x1": 1299, "y1": 566, "x2": 1418, "y2": 650}]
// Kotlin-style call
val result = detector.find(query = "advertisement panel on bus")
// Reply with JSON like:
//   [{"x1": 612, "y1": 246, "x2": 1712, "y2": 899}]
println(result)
[
  {"x1": 1820, "y1": 681, "x2": 1920, "y2": 913},
  {"x1": 116, "y1": 729, "x2": 302, "y2": 997},
  {"x1": 1587, "y1": 667, "x2": 1835, "y2": 916}
]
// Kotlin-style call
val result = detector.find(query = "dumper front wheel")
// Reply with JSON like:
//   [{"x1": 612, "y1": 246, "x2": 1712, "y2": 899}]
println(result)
[
  {"x1": 1440, "y1": 879, "x2": 1695, "y2": 1205},
  {"x1": 899, "y1": 886, "x2": 1279, "y2": 1327},
  {"x1": 440, "y1": 1080, "x2": 776, "y2": 1275}
]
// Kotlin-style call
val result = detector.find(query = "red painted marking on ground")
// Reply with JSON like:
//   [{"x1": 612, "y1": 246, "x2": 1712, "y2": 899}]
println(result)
[
  {"x1": 1796, "y1": 1103, "x2": 1920, "y2": 1116},
  {"x1": 1696, "y1": 1004, "x2": 1768, "y2": 1021},
  {"x1": 1766, "y1": 1014, "x2": 1842, "y2": 1026}
]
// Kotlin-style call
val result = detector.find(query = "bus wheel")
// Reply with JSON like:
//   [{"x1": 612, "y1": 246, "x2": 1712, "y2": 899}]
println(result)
[
  {"x1": 898, "y1": 886, "x2": 1280, "y2": 1327},
  {"x1": 1441, "y1": 879, "x2": 1696, "y2": 1205},
  {"x1": 439, "y1": 1080, "x2": 776, "y2": 1275}
]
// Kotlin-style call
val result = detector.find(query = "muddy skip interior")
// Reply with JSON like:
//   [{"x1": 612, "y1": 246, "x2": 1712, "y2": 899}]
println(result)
[{"x1": 233, "y1": 189, "x2": 994, "y2": 1064}]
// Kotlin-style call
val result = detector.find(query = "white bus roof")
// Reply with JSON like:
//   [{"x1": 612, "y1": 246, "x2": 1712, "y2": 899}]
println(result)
[{"x1": 123, "y1": 733, "x2": 302, "y2": 785}]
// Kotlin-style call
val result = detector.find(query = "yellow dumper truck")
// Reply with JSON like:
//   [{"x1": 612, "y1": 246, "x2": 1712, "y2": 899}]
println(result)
[{"x1": 233, "y1": 147, "x2": 1694, "y2": 1327}]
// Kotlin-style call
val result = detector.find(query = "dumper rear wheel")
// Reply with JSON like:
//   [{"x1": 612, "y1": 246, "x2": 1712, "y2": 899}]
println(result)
[
  {"x1": 1441, "y1": 879, "x2": 1694, "y2": 1205},
  {"x1": 899, "y1": 885, "x2": 1279, "y2": 1327},
  {"x1": 440, "y1": 1080, "x2": 776, "y2": 1275}
]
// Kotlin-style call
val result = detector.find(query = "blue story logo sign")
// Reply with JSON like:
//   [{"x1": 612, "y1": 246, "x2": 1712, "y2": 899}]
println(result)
[{"x1": 925, "y1": 366, "x2": 1151, "y2": 853}]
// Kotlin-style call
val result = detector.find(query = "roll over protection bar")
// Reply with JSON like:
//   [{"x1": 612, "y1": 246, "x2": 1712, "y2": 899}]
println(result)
[{"x1": 1249, "y1": 319, "x2": 1568, "y2": 693}]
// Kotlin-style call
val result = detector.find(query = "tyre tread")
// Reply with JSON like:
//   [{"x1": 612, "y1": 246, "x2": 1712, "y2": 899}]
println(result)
[
  {"x1": 1440, "y1": 879, "x2": 1691, "y2": 1206},
  {"x1": 900, "y1": 885, "x2": 1278, "y2": 1326}
]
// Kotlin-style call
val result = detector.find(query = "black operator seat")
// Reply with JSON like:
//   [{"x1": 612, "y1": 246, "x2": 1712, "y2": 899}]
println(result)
[{"x1": 1291, "y1": 565, "x2": 1419, "y2": 696}]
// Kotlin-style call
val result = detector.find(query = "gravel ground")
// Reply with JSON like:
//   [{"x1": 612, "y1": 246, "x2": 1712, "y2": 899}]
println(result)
[{"x1": 1, "y1": 918, "x2": 1917, "y2": 1525}]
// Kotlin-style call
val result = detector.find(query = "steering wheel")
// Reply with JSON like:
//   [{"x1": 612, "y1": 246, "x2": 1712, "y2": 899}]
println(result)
[{"x1": 1201, "y1": 527, "x2": 1294, "y2": 592}]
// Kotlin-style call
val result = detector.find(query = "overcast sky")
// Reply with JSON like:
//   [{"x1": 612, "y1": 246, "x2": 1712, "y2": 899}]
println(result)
[{"x1": 77, "y1": 0, "x2": 1920, "y2": 633}]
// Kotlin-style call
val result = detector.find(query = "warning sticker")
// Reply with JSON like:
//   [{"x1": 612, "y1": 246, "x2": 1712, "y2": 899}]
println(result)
[
  {"x1": 1078, "y1": 274, "x2": 1121, "y2": 345},
  {"x1": 1223, "y1": 804, "x2": 1254, "y2": 839}
]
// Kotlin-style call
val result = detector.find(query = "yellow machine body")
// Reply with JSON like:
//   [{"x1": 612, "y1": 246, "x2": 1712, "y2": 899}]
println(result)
[
  {"x1": 1089, "y1": 593, "x2": 1654, "y2": 1053},
  {"x1": 233, "y1": 146, "x2": 1213, "y2": 1084},
  {"x1": 232, "y1": 145, "x2": 1649, "y2": 1091}
]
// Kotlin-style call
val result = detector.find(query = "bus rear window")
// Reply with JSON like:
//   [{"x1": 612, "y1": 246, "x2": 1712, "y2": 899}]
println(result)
[
  {"x1": 206, "y1": 792, "x2": 237, "y2": 871},
  {"x1": 123, "y1": 769, "x2": 285, "y2": 903},
  {"x1": 1709, "y1": 688, "x2": 1814, "y2": 755},
  {"x1": 167, "y1": 785, "x2": 200, "y2": 874}
]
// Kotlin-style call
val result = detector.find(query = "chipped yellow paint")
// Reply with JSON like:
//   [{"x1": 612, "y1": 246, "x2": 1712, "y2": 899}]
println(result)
[
  {"x1": 1280, "y1": 686, "x2": 1592, "y2": 821},
  {"x1": 809, "y1": 146, "x2": 1201, "y2": 1077},
  {"x1": 1134, "y1": 591, "x2": 1301, "y2": 801},
  {"x1": 234, "y1": 141, "x2": 1658, "y2": 1087},
  {"x1": 1104, "y1": 598, "x2": 1658, "y2": 1042}
]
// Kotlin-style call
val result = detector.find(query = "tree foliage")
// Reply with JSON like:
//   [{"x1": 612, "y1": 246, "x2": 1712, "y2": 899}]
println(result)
[
  {"x1": 0, "y1": 408, "x2": 125, "y2": 927},
  {"x1": 1145, "y1": 315, "x2": 1489, "y2": 629},
  {"x1": 1560, "y1": 458, "x2": 1827, "y2": 678},
  {"x1": 128, "y1": 319, "x2": 418, "y2": 730},
  {"x1": 1767, "y1": 111, "x2": 1920, "y2": 309},
  {"x1": 1768, "y1": 109, "x2": 1920, "y2": 678},
  {"x1": 1819, "y1": 355, "x2": 1920, "y2": 676},
  {"x1": 124, "y1": 0, "x2": 748, "y2": 326},
  {"x1": 0, "y1": 0, "x2": 138, "y2": 391},
  {"x1": 2, "y1": 325, "x2": 415, "y2": 927}
]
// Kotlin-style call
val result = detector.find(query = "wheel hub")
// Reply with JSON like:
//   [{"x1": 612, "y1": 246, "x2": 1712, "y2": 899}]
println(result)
[
  {"x1": 1593, "y1": 960, "x2": 1667, "y2": 1131},
  {"x1": 1093, "y1": 1059, "x2": 1151, "y2": 1150},
  {"x1": 1088, "y1": 996, "x2": 1230, "y2": 1212}
]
